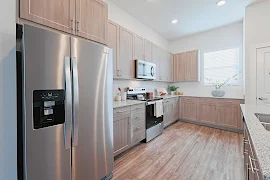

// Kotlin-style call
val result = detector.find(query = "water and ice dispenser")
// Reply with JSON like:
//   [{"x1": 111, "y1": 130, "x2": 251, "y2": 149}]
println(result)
[{"x1": 33, "y1": 90, "x2": 65, "y2": 129}]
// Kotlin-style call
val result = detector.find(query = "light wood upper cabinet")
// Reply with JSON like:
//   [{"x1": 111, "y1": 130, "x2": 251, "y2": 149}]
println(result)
[
  {"x1": 186, "y1": 50, "x2": 199, "y2": 82},
  {"x1": 20, "y1": 0, "x2": 75, "y2": 34},
  {"x1": 76, "y1": 0, "x2": 108, "y2": 44},
  {"x1": 174, "y1": 52, "x2": 186, "y2": 82},
  {"x1": 119, "y1": 26, "x2": 134, "y2": 79},
  {"x1": 173, "y1": 50, "x2": 199, "y2": 82},
  {"x1": 152, "y1": 44, "x2": 161, "y2": 80},
  {"x1": 108, "y1": 21, "x2": 119, "y2": 78},
  {"x1": 134, "y1": 35, "x2": 144, "y2": 60},
  {"x1": 144, "y1": 40, "x2": 152, "y2": 62}
]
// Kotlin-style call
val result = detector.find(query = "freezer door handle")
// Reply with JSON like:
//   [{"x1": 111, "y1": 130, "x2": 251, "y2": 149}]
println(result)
[
  {"x1": 64, "y1": 56, "x2": 72, "y2": 149},
  {"x1": 72, "y1": 57, "x2": 79, "y2": 147}
]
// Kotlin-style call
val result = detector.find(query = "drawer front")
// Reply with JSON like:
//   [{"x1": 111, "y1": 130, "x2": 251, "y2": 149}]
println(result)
[
  {"x1": 181, "y1": 97, "x2": 199, "y2": 103},
  {"x1": 163, "y1": 98, "x2": 174, "y2": 105},
  {"x1": 199, "y1": 97, "x2": 217, "y2": 104},
  {"x1": 216, "y1": 99, "x2": 242, "y2": 105},
  {"x1": 131, "y1": 120, "x2": 145, "y2": 134},
  {"x1": 114, "y1": 106, "x2": 130, "y2": 119},
  {"x1": 131, "y1": 103, "x2": 146, "y2": 113},
  {"x1": 131, "y1": 130, "x2": 146, "y2": 146},
  {"x1": 131, "y1": 112, "x2": 145, "y2": 124}
]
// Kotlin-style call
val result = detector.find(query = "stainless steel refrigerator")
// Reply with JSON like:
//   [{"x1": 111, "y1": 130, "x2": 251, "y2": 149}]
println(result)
[{"x1": 19, "y1": 24, "x2": 113, "y2": 180}]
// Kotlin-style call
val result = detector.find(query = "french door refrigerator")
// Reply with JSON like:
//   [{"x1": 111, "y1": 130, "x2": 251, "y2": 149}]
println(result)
[{"x1": 19, "y1": 24, "x2": 113, "y2": 180}]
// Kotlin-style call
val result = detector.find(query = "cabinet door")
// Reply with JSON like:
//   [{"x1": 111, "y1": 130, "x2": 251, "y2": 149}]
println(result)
[
  {"x1": 152, "y1": 45, "x2": 161, "y2": 80},
  {"x1": 108, "y1": 21, "x2": 119, "y2": 78},
  {"x1": 186, "y1": 50, "x2": 199, "y2": 82},
  {"x1": 144, "y1": 40, "x2": 152, "y2": 62},
  {"x1": 134, "y1": 35, "x2": 144, "y2": 60},
  {"x1": 20, "y1": 0, "x2": 75, "y2": 34},
  {"x1": 168, "y1": 53, "x2": 173, "y2": 82},
  {"x1": 197, "y1": 102, "x2": 217, "y2": 125},
  {"x1": 76, "y1": 0, "x2": 108, "y2": 44},
  {"x1": 174, "y1": 53, "x2": 186, "y2": 82},
  {"x1": 113, "y1": 117, "x2": 130, "y2": 156},
  {"x1": 216, "y1": 104, "x2": 239, "y2": 129},
  {"x1": 181, "y1": 98, "x2": 198, "y2": 121},
  {"x1": 172, "y1": 98, "x2": 179, "y2": 121},
  {"x1": 119, "y1": 26, "x2": 134, "y2": 79},
  {"x1": 164, "y1": 104, "x2": 173, "y2": 127}
]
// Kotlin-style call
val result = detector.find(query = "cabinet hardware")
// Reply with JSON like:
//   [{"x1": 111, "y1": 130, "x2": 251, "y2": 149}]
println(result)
[
  {"x1": 71, "y1": 20, "x2": 74, "y2": 31},
  {"x1": 117, "y1": 110, "x2": 127, "y2": 113},
  {"x1": 258, "y1": 97, "x2": 267, "y2": 101},
  {"x1": 77, "y1": 22, "x2": 80, "y2": 32}
]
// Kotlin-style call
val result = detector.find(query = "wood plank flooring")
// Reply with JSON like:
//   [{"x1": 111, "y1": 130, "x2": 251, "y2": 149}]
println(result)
[{"x1": 113, "y1": 122, "x2": 244, "y2": 180}]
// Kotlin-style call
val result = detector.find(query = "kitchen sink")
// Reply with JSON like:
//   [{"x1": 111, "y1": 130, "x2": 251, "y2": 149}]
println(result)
[{"x1": 254, "y1": 113, "x2": 270, "y2": 131}]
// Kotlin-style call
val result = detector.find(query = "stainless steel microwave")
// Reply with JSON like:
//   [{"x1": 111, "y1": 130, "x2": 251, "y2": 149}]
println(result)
[{"x1": 135, "y1": 60, "x2": 156, "y2": 80}]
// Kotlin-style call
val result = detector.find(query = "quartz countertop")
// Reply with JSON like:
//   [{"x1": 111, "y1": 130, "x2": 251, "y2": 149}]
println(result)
[
  {"x1": 158, "y1": 94, "x2": 244, "y2": 100},
  {"x1": 113, "y1": 100, "x2": 145, "y2": 109},
  {"x1": 240, "y1": 104, "x2": 270, "y2": 179}
]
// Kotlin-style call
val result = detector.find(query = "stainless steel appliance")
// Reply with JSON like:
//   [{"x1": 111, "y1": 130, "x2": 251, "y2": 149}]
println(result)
[
  {"x1": 127, "y1": 88, "x2": 164, "y2": 142},
  {"x1": 17, "y1": 24, "x2": 113, "y2": 180},
  {"x1": 135, "y1": 60, "x2": 156, "y2": 80}
]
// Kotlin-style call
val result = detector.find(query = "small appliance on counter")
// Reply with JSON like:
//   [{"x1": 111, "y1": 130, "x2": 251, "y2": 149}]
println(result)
[{"x1": 127, "y1": 88, "x2": 164, "y2": 142}]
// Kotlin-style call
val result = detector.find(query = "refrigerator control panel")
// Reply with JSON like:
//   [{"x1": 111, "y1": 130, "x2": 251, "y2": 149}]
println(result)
[{"x1": 33, "y1": 90, "x2": 65, "y2": 129}]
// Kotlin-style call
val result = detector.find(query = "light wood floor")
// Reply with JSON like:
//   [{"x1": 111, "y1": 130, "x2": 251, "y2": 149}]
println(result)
[{"x1": 113, "y1": 122, "x2": 244, "y2": 180}]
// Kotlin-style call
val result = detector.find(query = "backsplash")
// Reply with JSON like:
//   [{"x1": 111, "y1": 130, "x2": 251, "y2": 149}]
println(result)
[{"x1": 113, "y1": 79, "x2": 170, "y2": 97}]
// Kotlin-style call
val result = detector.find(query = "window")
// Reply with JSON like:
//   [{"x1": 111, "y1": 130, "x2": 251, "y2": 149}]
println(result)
[{"x1": 204, "y1": 48, "x2": 240, "y2": 86}]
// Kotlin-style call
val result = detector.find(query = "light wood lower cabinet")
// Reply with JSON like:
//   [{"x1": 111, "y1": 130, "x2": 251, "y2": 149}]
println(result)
[
  {"x1": 197, "y1": 101, "x2": 217, "y2": 125},
  {"x1": 113, "y1": 106, "x2": 131, "y2": 156},
  {"x1": 113, "y1": 104, "x2": 146, "y2": 157},
  {"x1": 181, "y1": 97, "x2": 199, "y2": 121},
  {"x1": 180, "y1": 97, "x2": 244, "y2": 132},
  {"x1": 163, "y1": 97, "x2": 180, "y2": 128}
]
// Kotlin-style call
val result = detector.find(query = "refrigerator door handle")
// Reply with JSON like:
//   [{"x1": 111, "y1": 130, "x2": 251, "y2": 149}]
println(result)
[
  {"x1": 64, "y1": 56, "x2": 73, "y2": 150},
  {"x1": 72, "y1": 57, "x2": 79, "y2": 147}
]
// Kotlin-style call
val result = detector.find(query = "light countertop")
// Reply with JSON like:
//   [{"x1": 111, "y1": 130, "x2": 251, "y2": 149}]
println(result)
[
  {"x1": 113, "y1": 100, "x2": 145, "y2": 109},
  {"x1": 159, "y1": 94, "x2": 244, "y2": 100},
  {"x1": 240, "y1": 104, "x2": 270, "y2": 179}
]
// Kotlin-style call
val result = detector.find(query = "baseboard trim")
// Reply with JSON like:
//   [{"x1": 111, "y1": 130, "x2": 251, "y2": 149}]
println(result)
[{"x1": 179, "y1": 119, "x2": 244, "y2": 134}]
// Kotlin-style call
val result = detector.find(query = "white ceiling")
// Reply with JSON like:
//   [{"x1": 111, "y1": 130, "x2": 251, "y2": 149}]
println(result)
[{"x1": 111, "y1": 0, "x2": 253, "y2": 41}]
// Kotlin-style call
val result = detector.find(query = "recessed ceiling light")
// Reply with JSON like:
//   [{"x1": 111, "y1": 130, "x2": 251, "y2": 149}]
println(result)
[
  {"x1": 171, "y1": 19, "x2": 178, "y2": 24},
  {"x1": 217, "y1": 0, "x2": 226, "y2": 6}
]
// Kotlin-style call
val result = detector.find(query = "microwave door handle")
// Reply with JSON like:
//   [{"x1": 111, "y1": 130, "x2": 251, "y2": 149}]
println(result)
[
  {"x1": 71, "y1": 57, "x2": 79, "y2": 147},
  {"x1": 64, "y1": 56, "x2": 72, "y2": 150},
  {"x1": 151, "y1": 66, "x2": 154, "y2": 76}
]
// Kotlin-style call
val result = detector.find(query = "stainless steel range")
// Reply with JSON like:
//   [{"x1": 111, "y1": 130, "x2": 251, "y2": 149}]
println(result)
[{"x1": 127, "y1": 88, "x2": 164, "y2": 142}]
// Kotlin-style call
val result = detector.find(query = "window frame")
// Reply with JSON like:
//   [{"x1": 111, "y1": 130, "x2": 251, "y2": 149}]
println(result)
[{"x1": 203, "y1": 47, "x2": 241, "y2": 87}]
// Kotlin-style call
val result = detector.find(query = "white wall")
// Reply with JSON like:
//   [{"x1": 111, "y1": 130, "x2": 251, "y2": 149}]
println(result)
[
  {"x1": 168, "y1": 22, "x2": 244, "y2": 99},
  {"x1": 245, "y1": 0, "x2": 270, "y2": 104},
  {"x1": 104, "y1": 0, "x2": 168, "y2": 50},
  {"x1": 0, "y1": 0, "x2": 17, "y2": 180},
  {"x1": 104, "y1": 0, "x2": 170, "y2": 95}
]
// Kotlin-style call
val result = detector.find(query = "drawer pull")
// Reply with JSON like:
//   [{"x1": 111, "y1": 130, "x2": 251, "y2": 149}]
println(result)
[
  {"x1": 117, "y1": 110, "x2": 127, "y2": 113},
  {"x1": 249, "y1": 156, "x2": 260, "y2": 173}
]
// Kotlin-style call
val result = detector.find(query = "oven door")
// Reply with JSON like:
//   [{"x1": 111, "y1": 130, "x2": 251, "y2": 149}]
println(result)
[
  {"x1": 146, "y1": 103, "x2": 163, "y2": 129},
  {"x1": 135, "y1": 60, "x2": 156, "y2": 80}
]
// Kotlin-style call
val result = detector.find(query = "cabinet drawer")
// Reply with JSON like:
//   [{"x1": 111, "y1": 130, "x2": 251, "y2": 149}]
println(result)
[
  {"x1": 199, "y1": 97, "x2": 217, "y2": 104},
  {"x1": 114, "y1": 106, "x2": 130, "y2": 119},
  {"x1": 131, "y1": 103, "x2": 145, "y2": 113},
  {"x1": 216, "y1": 99, "x2": 242, "y2": 105},
  {"x1": 131, "y1": 120, "x2": 145, "y2": 134},
  {"x1": 131, "y1": 113, "x2": 145, "y2": 123},
  {"x1": 181, "y1": 97, "x2": 199, "y2": 103},
  {"x1": 131, "y1": 130, "x2": 146, "y2": 146}
]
